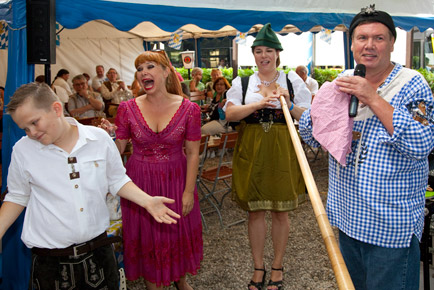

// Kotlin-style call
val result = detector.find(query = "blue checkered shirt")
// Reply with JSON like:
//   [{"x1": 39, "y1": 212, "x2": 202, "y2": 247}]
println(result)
[{"x1": 299, "y1": 63, "x2": 434, "y2": 248}]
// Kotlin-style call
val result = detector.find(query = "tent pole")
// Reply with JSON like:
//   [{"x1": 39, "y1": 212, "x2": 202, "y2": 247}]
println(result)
[
  {"x1": 308, "y1": 32, "x2": 314, "y2": 75},
  {"x1": 406, "y1": 29, "x2": 414, "y2": 68},
  {"x1": 279, "y1": 96, "x2": 355, "y2": 290},
  {"x1": 194, "y1": 38, "x2": 199, "y2": 67},
  {"x1": 44, "y1": 64, "x2": 51, "y2": 85},
  {"x1": 343, "y1": 31, "x2": 354, "y2": 69},
  {"x1": 232, "y1": 38, "x2": 238, "y2": 79}
]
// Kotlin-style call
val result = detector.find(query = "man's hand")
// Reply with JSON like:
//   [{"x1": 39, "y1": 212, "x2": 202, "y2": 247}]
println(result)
[
  {"x1": 118, "y1": 81, "x2": 127, "y2": 91},
  {"x1": 194, "y1": 74, "x2": 202, "y2": 82},
  {"x1": 335, "y1": 75, "x2": 395, "y2": 134},
  {"x1": 335, "y1": 76, "x2": 378, "y2": 107},
  {"x1": 80, "y1": 89, "x2": 89, "y2": 98}
]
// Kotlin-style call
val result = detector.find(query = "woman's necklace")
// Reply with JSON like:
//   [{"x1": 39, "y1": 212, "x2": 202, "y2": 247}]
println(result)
[{"x1": 260, "y1": 71, "x2": 279, "y2": 87}]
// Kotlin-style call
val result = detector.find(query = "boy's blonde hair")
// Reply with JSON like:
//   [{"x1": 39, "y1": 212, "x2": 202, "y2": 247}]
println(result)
[{"x1": 6, "y1": 82, "x2": 60, "y2": 114}]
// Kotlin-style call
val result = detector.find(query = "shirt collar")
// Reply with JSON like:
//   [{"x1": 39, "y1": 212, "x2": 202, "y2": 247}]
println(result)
[{"x1": 37, "y1": 117, "x2": 99, "y2": 152}]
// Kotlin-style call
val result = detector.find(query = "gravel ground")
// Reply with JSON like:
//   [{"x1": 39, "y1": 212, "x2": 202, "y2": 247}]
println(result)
[{"x1": 127, "y1": 148, "x2": 336, "y2": 290}]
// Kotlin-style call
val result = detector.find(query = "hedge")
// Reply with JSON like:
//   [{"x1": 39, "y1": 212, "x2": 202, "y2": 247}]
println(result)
[{"x1": 175, "y1": 67, "x2": 434, "y2": 92}]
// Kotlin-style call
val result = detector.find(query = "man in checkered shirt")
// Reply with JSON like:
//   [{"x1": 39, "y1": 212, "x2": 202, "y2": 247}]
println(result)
[{"x1": 299, "y1": 6, "x2": 434, "y2": 290}]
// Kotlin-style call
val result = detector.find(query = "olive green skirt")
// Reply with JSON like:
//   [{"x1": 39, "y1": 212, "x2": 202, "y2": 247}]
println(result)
[{"x1": 232, "y1": 122, "x2": 306, "y2": 212}]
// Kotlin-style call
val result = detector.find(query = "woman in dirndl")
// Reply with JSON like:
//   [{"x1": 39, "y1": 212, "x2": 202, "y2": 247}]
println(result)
[{"x1": 224, "y1": 23, "x2": 312, "y2": 290}]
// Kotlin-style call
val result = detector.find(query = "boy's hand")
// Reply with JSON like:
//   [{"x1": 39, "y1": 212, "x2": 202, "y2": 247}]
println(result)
[
  {"x1": 145, "y1": 197, "x2": 180, "y2": 224},
  {"x1": 99, "y1": 118, "x2": 117, "y2": 138}
]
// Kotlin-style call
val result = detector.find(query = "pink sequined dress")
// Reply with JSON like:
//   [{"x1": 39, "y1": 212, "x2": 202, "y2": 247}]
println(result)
[{"x1": 115, "y1": 98, "x2": 203, "y2": 286}]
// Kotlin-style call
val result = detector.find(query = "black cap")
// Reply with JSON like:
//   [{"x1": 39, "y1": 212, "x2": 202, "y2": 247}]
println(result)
[{"x1": 349, "y1": 5, "x2": 396, "y2": 40}]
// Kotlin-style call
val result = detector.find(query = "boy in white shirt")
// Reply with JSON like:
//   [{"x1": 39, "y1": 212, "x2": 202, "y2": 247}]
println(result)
[{"x1": 0, "y1": 82, "x2": 180, "y2": 289}]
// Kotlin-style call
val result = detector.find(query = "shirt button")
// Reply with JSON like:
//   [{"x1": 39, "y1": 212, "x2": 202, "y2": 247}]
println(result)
[
  {"x1": 80, "y1": 208, "x2": 84, "y2": 212},
  {"x1": 75, "y1": 184, "x2": 79, "y2": 189}
]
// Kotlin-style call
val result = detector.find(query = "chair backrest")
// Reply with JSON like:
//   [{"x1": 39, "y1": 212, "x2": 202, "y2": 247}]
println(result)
[
  {"x1": 197, "y1": 134, "x2": 209, "y2": 178},
  {"x1": 79, "y1": 117, "x2": 116, "y2": 127},
  {"x1": 218, "y1": 132, "x2": 238, "y2": 150},
  {"x1": 199, "y1": 134, "x2": 209, "y2": 156},
  {"x1": 212, "y1": 131, "x2": 238, "y2": 171},
  {"x1": 77, "y1": 117, "x2": 98, "y2": 125},
  {"x1": 91, "y1": 117, "x2": 103, "y2": 127},
  {"x1": 189, "y1": 91, "x2": 206, "y2": 102},
  {"x1": 106, "y1": 117, "x2": 116, "y2": 124}
]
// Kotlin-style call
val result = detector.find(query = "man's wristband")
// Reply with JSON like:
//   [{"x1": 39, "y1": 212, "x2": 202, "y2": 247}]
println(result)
[{"x1": 289, "y1": 102, "x2": 294, "y2": 111}]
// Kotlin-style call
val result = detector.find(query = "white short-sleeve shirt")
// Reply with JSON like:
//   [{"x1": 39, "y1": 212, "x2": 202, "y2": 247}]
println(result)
[{"x1": 5, "y1": 118, "x2": 131, "y2": 249}]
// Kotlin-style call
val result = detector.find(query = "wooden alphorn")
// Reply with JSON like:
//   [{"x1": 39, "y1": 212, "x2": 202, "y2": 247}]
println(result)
[{"x1": 279, "y1": 96, "x2": 354, "y2": 290}]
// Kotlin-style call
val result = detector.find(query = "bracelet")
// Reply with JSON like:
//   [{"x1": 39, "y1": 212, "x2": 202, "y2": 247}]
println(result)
[{"x1": 289, "y1": 102, "x2": 294, "y2": 111}]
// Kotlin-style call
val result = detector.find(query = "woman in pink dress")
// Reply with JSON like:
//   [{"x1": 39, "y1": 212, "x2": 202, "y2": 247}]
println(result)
[{"x1": 107, "y1": 51, "x2": 202, "y2": 289}]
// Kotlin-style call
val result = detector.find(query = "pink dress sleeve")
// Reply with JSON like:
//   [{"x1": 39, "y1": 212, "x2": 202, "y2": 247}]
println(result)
[
  {"x1": 185, "y1": 100, "x2": 202, "y2": 141},
  {"x1": 115, "y1": 101, "x2": 131, "y2": 140}
]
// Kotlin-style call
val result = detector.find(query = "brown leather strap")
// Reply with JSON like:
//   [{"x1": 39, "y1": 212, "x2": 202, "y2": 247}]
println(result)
[{"x1": 32, "y1": 232, "x2": 121, "y2": 257}]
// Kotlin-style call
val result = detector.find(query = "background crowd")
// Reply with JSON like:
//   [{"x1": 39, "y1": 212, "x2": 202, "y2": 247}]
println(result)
[{"x1": 2, "y1": 6, "x2": 434, "y2": 290}]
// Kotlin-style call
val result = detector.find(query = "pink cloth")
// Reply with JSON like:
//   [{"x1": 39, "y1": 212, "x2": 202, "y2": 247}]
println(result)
[
  {"x1": 311, "y1": 81, "x2": 354, "y2": 166},
  {"x1": 116, "y1": 98, "x2": 203, "y2": 286}
]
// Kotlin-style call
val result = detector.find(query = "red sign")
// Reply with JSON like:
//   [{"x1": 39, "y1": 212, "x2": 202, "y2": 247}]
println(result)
[{"x1": 184, "y1": 56, "x2": 192, "y2": 64}]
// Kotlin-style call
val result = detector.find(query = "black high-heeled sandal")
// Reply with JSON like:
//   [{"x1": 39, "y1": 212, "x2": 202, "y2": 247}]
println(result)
[
  {"x1": 174, "y1": 281, "x2": 180, "y2": 290},
  {"x1": 267, "y1": 267, "x2": 283, "y2": 290},
  {"x1": 248, "y1": 267, "x2": 266, "y2": 290}
]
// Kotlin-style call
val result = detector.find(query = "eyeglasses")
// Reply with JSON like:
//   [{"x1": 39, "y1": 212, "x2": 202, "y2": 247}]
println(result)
[{"x1": 73, "y1": 82, "x2": 87, "y2": 87}]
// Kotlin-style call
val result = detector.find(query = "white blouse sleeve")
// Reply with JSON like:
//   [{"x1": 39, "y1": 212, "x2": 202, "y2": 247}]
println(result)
[
  {"x1": 224, "y1": 76, "x2": 243, "y2": 109},
  {"x1": 287, "y1": 70, "x2": 312, "y2": 109}
]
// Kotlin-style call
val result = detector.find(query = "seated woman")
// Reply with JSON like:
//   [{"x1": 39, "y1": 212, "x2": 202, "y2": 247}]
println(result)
[{"x1": 201, "y1": 76, "x2": 231, "y2": 136}]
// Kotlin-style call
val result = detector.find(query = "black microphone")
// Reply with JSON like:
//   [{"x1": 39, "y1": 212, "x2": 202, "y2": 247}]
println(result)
[{"x1": 349, "y1": 64, "x2": 366, "y2": 117}]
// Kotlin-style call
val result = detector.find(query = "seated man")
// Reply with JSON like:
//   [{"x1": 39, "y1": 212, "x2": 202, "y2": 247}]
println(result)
[
  {"x1": 205, "y1": 68, "x2": 223, "y2": 101},
  {"x1": 296, "y1": 65, "x2": 319, "y2": 98},
  {"x1": 91, "y1": 65, "x2": 108, "y2": 93},
  {"x1": 68, "y1": 74, "x2": 105, "y2": 118},
  {"x1": 100, "y1": 68, "x2": 132, "y2": 117},
  {"x1": 182, "y1": 67, "x2": 205, "y2": 105},
  {"x1": 82, "y1": 73, "x2": 94, "y2": 92}
]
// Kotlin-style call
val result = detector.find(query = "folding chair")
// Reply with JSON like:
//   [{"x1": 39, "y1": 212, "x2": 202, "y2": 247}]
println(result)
[
  {"x1": 196, "y1": 134, "x2": 212, "y2": 231},
  {"x1": 199, "y1": 132, "x2": 245, "y2": 227},
  {"x1": 302, "y1": 142, "x2": 323, "y2": 162},
  {"x1": 294, "y1": 122, "x2": 323, "y2": 162},
  {"x1": 197, "y1": 134, "x2": 225, "y2": 230}
]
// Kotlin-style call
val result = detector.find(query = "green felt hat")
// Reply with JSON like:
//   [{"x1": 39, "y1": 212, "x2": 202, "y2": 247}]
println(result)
[{"x1": 252, "y1": 23, "x2": 283, "y2": 51}]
